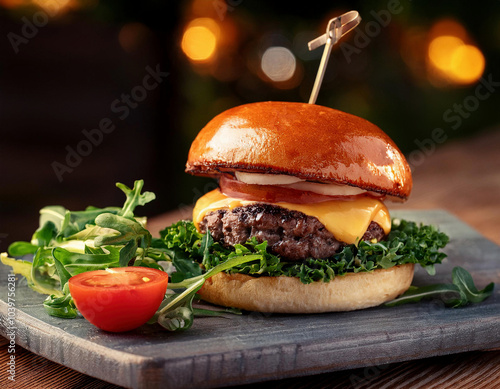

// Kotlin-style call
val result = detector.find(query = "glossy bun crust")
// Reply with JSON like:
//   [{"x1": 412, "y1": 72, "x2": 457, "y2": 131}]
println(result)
[
  {"x1": 198, "y1": 264, "x2": 414, "y2": 313},
  {"x1": 186, "y1": 102, "x2": 412, "y2": 199}
]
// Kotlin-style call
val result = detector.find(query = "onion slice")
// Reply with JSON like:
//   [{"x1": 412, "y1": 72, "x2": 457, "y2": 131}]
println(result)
[
  {"x1": 284, "y1": 181, "x2": 367, "y2": 196},
  {"x1": 233, "y1": 172, "x2": 369, "y2": 197},
  {"x1": 235, "y1": 172, "x2": 303, "y2": 185}
]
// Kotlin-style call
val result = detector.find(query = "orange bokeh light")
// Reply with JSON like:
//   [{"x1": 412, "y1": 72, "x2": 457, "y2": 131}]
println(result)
[
  {"x1": 426, "y1": 19, "x2": 485, "y2": 86},
  {"x1": 428, "y1": 35, "x2": 464, "y2": 72},
  {"x1": 181, "y1": 18, "x2": 220, "y2": 63},
  {"x1": 449, "y1": 44, "x2": 485, "y2": 84}
]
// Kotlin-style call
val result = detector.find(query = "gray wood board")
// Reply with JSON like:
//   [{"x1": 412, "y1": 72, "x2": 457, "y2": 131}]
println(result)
[{"x1": 1, "y1": 210, "x2": 499, "y2": 389}]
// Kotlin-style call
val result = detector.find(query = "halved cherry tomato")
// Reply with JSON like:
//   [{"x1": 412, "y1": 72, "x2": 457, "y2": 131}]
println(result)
[
  {"x1": 68, "y1": 267, "x2": 168, "y2": 332},
  {"x1": 219, "y1": 175, "x2": 374, "y2": 204}
]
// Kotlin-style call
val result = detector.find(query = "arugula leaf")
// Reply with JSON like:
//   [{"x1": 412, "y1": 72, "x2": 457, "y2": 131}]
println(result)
[
  {"x1": 2, "y1": 180, "x2": 157, "y2": 299},
  {"x1": 8, "y1": 241, "x2": 38, "y2": 256},
  {"x1": 385, "y1": 267, "x2": 495, "y2": 308},
  {"x1": 25, "y1": 180, "x2": 152, "y2": 248},
  {"x1": 30, "y1": 248, "x2": 63, "y2": 297},
  {"x1": 117, "y1": 180, "x2": 155, "y2": 219},
  {"x1": 384, "y1": 284, "x2": 461, "y2": 307},
  {"x1": 192, "y1": 305, "x2": 242, "y2": 318},
  {"x1": 169, "y1": 248, "x2": 204, "y2": 282},
  {"x1": 32, "y1": 221, "x2": 58, "y2": 247},
  {"x1": 84, "y1": 245, "x2": 106, "y2": 255},
  {"x1": 43, "y1": 293, "x2": 78, "y2": 318},
  {"x1": 158, "y1": 293, "x2": 199, "y2": 331},
  {"x1": 51, "y1": 246, "x2": 120, "y2": 274},
  {"x1": 199, "y1": 232, "x2": 214, "y2": 261},
  {"x1": 43, "y1": 283, "x2": 78, "y2": 318},
  {"x1": 451, "y1": 267, "x2": 495, "y2": 306},
  {"x1": 52, "y1": 255, "x2": 73, "y2": 286},
  {"x1": 38, "y1": 206, "x2": 67, "y2": 232},
  {"x1": 94, "y1": 213, "x2": 152, "y2": 267},
  {"x1": 34, "y1": 206, "x2": 121, "y2": 242},
  {"x1": 59, "y1": 207, "x2": 121, "y2": 239},
  {"x1": 156, "y1": 253, "x2": 262, "y2": 331}
]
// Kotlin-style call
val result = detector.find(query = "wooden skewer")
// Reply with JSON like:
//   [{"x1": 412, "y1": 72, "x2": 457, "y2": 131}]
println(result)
[{"x1": 308, "y1": 11, "x2": 361, "y2": 104}]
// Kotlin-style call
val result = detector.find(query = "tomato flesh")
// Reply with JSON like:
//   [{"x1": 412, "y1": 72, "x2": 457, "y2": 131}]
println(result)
[
  {"x1": 68, "y1": 267, "x2": 168, "y2": 332},
  {"x1": 219, "y1": 175, "x2": 376, "y2": 204}
]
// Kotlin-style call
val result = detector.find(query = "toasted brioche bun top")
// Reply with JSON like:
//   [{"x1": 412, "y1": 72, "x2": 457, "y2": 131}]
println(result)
[{"x1": 186, "y1": 101, "x2": 412, "y2": 199}]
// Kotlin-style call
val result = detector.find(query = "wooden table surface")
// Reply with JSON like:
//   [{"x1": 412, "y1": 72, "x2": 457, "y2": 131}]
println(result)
[{"x1": 2, "y1": 128, "x2": 500, "y2": 388}]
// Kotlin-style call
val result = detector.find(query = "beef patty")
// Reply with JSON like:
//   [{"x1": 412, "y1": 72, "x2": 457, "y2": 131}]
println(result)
[{"x1": 198, "y1": 203, "x2": 386, "y2": 261}]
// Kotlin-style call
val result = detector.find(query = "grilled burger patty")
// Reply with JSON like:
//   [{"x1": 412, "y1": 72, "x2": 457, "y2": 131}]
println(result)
[{"x1": 198, "y1": 203, "x2": 386, "y2": 261}]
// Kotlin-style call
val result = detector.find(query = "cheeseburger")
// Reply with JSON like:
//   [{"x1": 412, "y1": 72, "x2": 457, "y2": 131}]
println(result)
[{"x1": 185, "y1": 101, "x2": 414, "y2": 313}]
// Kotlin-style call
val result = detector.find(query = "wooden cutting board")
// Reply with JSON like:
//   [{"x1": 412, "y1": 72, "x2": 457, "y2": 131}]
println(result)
[{"x1": 1, "y1": 210, "x2": 499, "y2": 389}]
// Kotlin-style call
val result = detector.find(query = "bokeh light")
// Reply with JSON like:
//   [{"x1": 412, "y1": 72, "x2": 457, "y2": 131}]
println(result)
[
  {"x1": 426, "y1": 18, "x2": 485, "y2": 86},
  {"x1": 261, "y1": 46, "x2": 297, "y2": 82},
  {"x1": 449, "y1": 44, "x2": 485, "y2": 84},
  {"x1": 181, "y1": 18, "x2": 220, "y2": 63},
  {"x1": 428, "y1": 35, "x2": 464, "y2": 73},
  {"x1": 428, "y1": 36, "x2": 464, "y2": 72}
]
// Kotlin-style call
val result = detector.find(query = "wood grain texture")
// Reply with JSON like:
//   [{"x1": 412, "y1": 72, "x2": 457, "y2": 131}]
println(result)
[
  {"x1": 0, "y1": 337, "x2": 121, "y2": 389},
  {"x1": 2, "y1": 336, "x2": 500, "y2": 389},
  {"x1": 235, "y1": 350, "x2": 500, "y2": 389}
]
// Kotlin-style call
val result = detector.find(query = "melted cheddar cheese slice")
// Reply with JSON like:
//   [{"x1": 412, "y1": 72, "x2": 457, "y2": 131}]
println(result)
[{"x1": 193, "y1": 189, "x2": 391, "y2": 245}]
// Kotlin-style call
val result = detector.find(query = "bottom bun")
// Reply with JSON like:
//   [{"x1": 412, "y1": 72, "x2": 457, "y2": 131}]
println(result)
[{"x1": 198, "y1": 264, "x2": 414, "y2": 313}]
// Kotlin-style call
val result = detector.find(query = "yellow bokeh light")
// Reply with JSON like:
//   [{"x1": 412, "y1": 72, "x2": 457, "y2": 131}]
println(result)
[
  {"x1": 426, "y1": 19, "x2": 485, "y2": 86},
  {"x1": 428, "y1": 35, "x2": 464, "y2": 72},
  {"x1": 181, "y1": 18, "x2": 219, "y2": 63},
  {"x1": 450, "y1": 44, "x2": 485, "y2": 84}
]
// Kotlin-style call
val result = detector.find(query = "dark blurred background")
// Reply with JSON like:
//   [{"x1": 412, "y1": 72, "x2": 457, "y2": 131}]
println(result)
[{"x1": 1, "y1": 0, "x2": 499, "y2": 249}]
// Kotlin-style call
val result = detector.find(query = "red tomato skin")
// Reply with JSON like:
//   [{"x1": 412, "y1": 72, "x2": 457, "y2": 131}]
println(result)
[
  {"x1": 68, "y1": 267, "x2": 168, "y2": 332},
  {"x1": 219, "y1": 175, "x2": 333, "y2": 203},
  {"x1": 219, "y1": 175, "x2": 383, "y2": 204}
]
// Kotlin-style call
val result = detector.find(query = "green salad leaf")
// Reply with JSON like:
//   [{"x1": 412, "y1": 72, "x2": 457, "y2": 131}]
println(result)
[
  {"x1": 94, "y1": 213, "x2": 152, "y2": 266},
  {"x1": 116, "y1": 181, "x2": 155, "y2": 219},
  {"x1": 385, "y1": 267, "x2": 495, "y2": 307},
  {"x1": 155, "y1": 253, "x2": 262, "y2": 331},
  {"x1": 43, "y1": 283, "x2": 78, "y2": 318},
  {"x1": 2, "y1": 180, "x2": 157, "y2": 317},
  {"x1": 452, "y1": 266, "x2": 495, "y2": 305}
]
